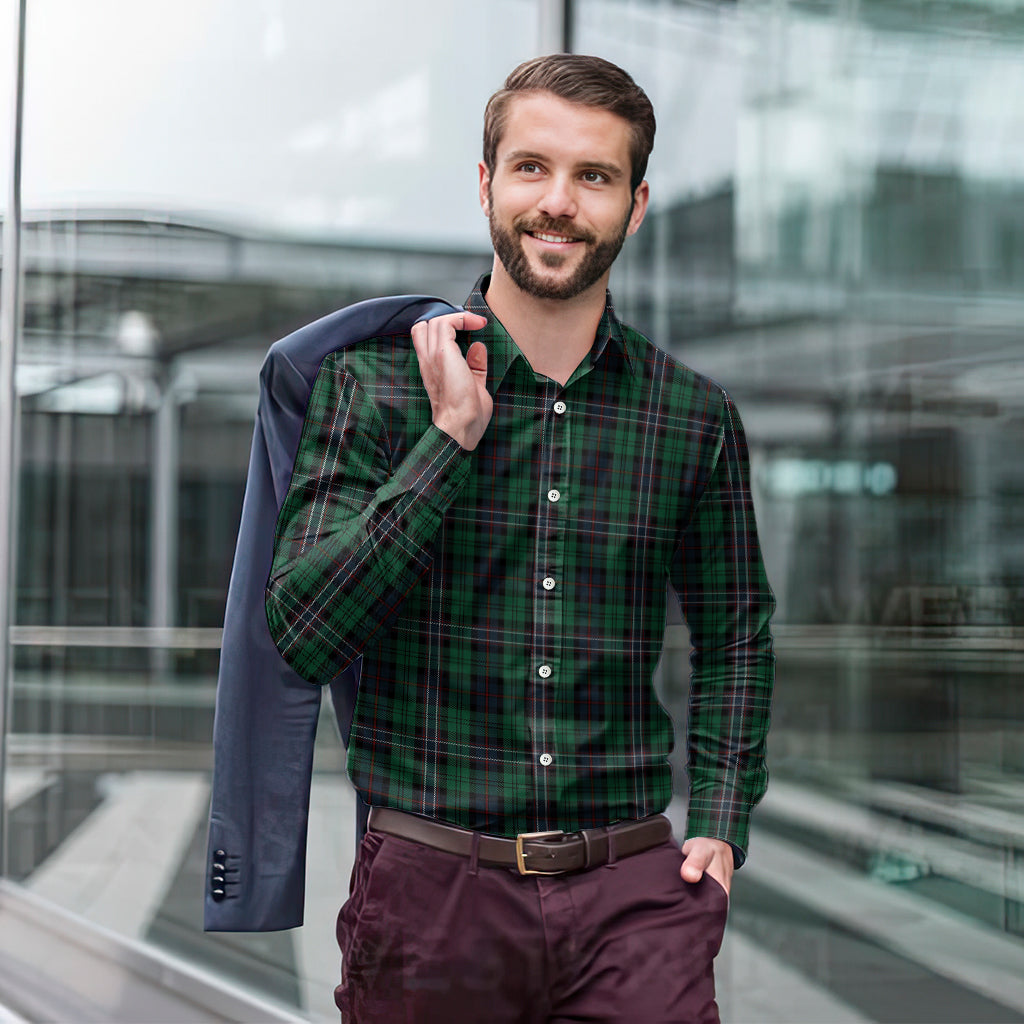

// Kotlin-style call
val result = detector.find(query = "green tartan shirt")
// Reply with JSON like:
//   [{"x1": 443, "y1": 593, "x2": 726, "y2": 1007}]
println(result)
[{"x1": 266, "y1": 275, "x2": 775, "y2": 859}]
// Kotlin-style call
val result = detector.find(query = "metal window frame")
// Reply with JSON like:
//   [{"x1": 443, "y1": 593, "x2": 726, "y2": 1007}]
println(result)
[
  {"x1": 0, "y1": 0, "x2": 27, "y2": 881},
  {"x1": 538, "y1": 0, "x2": 574, "y2": 52}
]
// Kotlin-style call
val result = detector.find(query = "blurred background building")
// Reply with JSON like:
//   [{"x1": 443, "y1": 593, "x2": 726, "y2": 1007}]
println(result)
[{"x1": 1, "y1": 0, "x2": 1023, "y2": 1021}]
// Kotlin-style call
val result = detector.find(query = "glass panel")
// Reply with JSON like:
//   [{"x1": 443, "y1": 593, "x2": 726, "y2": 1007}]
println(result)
[
  {"x1": 11, "y1": 1, "x2": 538, "y2": 1019},
  {"x1": 576, "y1": 1, "x2": 1024, "y2": 1020}
]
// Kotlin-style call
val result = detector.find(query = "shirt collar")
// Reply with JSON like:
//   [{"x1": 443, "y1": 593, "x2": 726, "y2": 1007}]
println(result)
[{"x1": 462, "y1": 273, "x2": 638, "y2": 389}]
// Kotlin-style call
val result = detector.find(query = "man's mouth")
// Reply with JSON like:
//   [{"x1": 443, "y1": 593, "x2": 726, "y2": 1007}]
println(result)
[{"x1": 529, "y1": 231, "x2": 579, "y2": 244}]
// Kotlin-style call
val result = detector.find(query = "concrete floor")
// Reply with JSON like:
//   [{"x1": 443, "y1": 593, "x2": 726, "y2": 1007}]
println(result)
[{"x1": 6, "y1": 769, "x2": 1024, "y2": 1023}]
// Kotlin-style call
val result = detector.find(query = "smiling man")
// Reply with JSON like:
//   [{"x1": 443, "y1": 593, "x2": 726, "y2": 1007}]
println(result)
[{"x1": 266, "y1": 54, "x2": 775, "y2": 1023}]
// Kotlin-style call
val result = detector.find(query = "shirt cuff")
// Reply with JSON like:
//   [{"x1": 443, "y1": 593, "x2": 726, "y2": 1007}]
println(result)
[{"x1": 684, "y1": 794, "x2": 752, "y2": 869}]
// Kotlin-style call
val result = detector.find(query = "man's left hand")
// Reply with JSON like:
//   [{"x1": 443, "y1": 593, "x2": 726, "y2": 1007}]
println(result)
[{"x1": 680, "y1": 837, "x2": 734, "y2": 896}]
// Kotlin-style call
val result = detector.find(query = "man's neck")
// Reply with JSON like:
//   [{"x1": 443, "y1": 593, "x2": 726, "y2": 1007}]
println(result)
[{"x1": 484, "y1": 259, "x2": 608, "y2": 387}]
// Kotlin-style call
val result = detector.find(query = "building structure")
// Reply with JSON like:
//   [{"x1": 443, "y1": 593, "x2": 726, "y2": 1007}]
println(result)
[{"x1": 1, "y1": 1, "x2": 1024, "y2": 1020}]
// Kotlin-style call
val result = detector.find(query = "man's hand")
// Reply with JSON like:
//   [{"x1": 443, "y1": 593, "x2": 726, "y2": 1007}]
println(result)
[
  {"x1": 680, "y1": 837, "x2": 734, "y2": 896},
  {"x1": 411, "y1": 311, "x2": 491, "y2": 451}
]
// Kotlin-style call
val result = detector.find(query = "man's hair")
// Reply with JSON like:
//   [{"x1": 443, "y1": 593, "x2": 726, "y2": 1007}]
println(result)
[{"x1": 483, "y1": 54, "x2": 656, "y2": 193}]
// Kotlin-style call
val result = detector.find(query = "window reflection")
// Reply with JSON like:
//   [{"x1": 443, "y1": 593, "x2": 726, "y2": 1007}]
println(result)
[
  {"x1": 7, "y1": 2, "x2": 535, "y2": 1018},
  {"x1": 4, "y1": 0, "x2": 1024, "y2": 1019},
  {"x1": 580, "y1": 0, "x2": 1024, "y2": 1020}
]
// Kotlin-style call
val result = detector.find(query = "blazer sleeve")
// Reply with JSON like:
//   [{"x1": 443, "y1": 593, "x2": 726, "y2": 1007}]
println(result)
[
  {"x1": 204, "y1": 296, "x2": 458, "y2": 932},
  {"x1": 204, "y1": 397, "x2": 334, "y2": 931}
]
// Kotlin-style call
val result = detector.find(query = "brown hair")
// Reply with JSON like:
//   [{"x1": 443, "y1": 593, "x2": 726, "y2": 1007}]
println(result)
[{"x1": 483, "y1": 54, "x2": 656, "y2": 193}]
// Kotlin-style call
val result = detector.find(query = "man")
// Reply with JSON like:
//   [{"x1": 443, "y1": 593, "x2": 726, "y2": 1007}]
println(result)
[{"x1": 266, "y1": 54, "x2": 774, "y2": 1023}]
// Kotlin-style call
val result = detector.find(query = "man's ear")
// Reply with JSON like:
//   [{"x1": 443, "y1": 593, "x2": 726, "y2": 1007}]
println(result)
[
  {"x1": 478, "y1": 162, "x2": 492, "y2": 216},
  {"x1": 626, "y1": 180, "x2": 650, "y2": 237}
]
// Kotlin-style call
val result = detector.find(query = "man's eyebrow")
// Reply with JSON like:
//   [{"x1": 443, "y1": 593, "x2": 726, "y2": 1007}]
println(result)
[
  {"x1": 502, "y1": 150, "x2": 626, "y2": 180},
  {"x1": 503, "y1": 150, "x2": 547, "y2": 166}
]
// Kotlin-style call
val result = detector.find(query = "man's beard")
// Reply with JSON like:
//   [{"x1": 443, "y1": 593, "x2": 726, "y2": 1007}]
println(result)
[{"x1": 488, "y1": 190, "x2": 630, "y2": 301}]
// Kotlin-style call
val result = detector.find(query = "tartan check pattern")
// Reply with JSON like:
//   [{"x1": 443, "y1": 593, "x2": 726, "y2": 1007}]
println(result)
[{"x1": 266, "y1": 275, "x2": 775, "y2": 855}]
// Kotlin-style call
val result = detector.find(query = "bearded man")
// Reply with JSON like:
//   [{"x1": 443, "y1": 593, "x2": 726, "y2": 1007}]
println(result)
[{"x1": 265, "y1": 53, "x2": 775, "y2": 1024}]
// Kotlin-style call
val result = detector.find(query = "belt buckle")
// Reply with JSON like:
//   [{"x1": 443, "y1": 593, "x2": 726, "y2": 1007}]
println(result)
[{"x1": 515, "y1": 830, "x2": 566, "y2": 876}]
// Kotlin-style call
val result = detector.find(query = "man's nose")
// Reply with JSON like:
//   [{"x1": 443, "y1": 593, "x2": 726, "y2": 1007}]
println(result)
[{"x1": 536, "y1": 175, "x2": 578, "y2": 220}]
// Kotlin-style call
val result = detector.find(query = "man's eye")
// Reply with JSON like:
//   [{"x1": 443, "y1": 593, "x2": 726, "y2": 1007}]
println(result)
[
  {"x1": 518, "y1": 162, "x2": 541, "y2": 174},
  {"x1": 582, "y1": 171, "x2": 607, "y2": 184}
]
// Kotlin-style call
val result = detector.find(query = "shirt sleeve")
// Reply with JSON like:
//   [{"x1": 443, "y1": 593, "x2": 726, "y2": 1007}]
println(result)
[
  {"x1": 265, "y1": 353, "x2": 471, "y2": 683},
  {"x1": 668, "y1": 390, "x2": 775, "y2": 865}
]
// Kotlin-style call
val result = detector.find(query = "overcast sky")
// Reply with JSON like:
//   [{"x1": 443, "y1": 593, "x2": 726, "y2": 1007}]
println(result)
[
  {"x1": 12, "y1": 0, "x2": 540, "y2": 245},
  {"x1": 2, "y1": 0, "x2": 748, "y2": 246},
  {"x1": 3, "y1": 1, "x2": 1024, "y2": 247}
]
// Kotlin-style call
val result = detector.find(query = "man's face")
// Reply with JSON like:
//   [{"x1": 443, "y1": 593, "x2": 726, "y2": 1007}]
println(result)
[{"x1": 480, "y1": 92, "x2": 649, "y2": 302}]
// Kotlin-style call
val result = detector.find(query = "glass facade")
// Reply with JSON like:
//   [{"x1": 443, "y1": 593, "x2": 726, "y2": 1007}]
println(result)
[
  {"x1": 580, "y1": 2, "x2": 1024, "y2": 1021},
  {"x1": 2, "y1": 1, "x2": 1024, "y2": 1021}
]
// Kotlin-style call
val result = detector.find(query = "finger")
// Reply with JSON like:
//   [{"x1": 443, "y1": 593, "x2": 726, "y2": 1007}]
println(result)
[
  {"x1": 411, "y1": 321, "x2": 438, "y2": 376},
  {"x1": 680, "y1": 859, "x2": 705, "y2": 883},
  {"x1": 426, "y1": 312, "x2": 464, "y2": 354},
  {"x1": 435, "y1": 310, "x2": 487, "y2": 329},
  {"x1": 466, "y1": 340, "x2": 487, "y2": 376},
  {"x1": 440, "y1": 311, "x2": 488, "y2": 339},
  {"x1": 679, "y1": 845, "x2": 712, "y2": 883},
  {"x1": 423, "y1": 310, "x2": 487, "y2": 340},
  {"x1": 459, "y1": 311, "x2": 488, "y2": 331}
]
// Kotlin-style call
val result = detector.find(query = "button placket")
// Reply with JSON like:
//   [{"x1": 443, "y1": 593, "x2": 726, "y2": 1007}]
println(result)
[{"x1": 528, "y1": 383, "x2": 569, "y2": 827}]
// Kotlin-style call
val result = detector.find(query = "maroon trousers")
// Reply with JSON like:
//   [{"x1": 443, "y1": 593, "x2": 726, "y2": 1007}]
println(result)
[{"x1": 335, "y1": 829, "x2": 728, "y2": 1023}]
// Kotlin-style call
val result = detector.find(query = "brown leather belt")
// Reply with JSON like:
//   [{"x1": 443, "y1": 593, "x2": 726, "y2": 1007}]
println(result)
[{"x1": 368, "y1": 807, "x2": 673, "y2": 876}]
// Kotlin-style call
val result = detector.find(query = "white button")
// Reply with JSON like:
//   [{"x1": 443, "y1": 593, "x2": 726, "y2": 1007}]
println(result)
[
  {"x1": 547, "y1": 489, "x2": 560, "y2": 503},
  {"x1": 538, "y1": 664, "x2": 552, "y2": 679},
  {"x1": 542, "y1": 577, "x2": 556, "y2": 591},
  {"x1": 539, "y1": 753, "x2": 553, "y2": 767},
  {"x1": 553, "y1": 401, "x2": 567, "y2": 415}
]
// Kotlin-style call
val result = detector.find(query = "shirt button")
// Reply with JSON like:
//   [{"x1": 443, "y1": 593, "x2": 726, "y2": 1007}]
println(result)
[
  {"x1": 539, "y1": 753, "x2": 553, "y2": 766},
  {"x1": 553, "y1": 401, "x2": 567, "y2": 415},
  {"x1": 542, "y1": 577, "x2": 556, "y2": 591},
  {"x1": 547, "y1": 489, "x2": 560, "y2": 503},
  {"x1": 538, "y1": 664, "x2": 552, "y2": 679}
]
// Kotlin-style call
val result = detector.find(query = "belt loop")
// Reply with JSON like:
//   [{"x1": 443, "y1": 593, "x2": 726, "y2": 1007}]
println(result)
[
  {"x1": 606, "y1": 827, "x2": 618, "y2": 869},
  {"x1": 468, "y1": 831, "x2": 481, "y2": 877},
  {"x1": 581, "y1": 829, "x2": 593, "y2": 869}
]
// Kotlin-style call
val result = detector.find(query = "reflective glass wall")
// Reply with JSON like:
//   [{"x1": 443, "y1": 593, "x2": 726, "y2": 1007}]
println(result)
[
  {"x1": 3, "y1": 0, "x2": 1024, "y2": 1021},
  {"x1": 3, "y1": 2, "x2": 536, "y2": 1019},
  {"x1": 580, "y1": 1, "x2": 1024, "y2": 1021}
]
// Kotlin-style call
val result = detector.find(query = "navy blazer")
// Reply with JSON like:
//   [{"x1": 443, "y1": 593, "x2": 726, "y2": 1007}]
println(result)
[{"x1": 204, "y1": 294, "x2": 459, "y2": 932}]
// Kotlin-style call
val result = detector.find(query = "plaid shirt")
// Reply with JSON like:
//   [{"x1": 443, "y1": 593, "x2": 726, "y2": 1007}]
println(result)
[{"x1": 267, "y1": 275, "x2": 774, "y2": 857}]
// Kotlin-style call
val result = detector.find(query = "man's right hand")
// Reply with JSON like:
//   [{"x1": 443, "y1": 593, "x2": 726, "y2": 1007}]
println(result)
[{"x1": 411, "y1": 311, "x2": 491, "y2": 451}]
